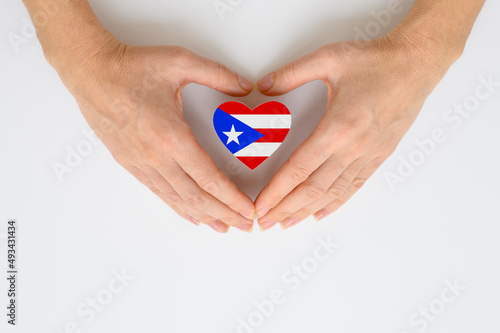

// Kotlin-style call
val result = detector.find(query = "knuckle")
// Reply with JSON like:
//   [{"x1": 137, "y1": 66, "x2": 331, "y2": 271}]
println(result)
[
  {"x1": 352, "y1": 177, "x2": 367, "y2": 190},
  {"x1": 220, "y1": 213, "x2": 237, "y2": 225},
  {"x1": 173, "y1": 123, "x2": 198, "y2": 150},
  {"x1": 327, "y1": 185, "x2": 345, "y2": 199},
  {"x1": 334, "y1": 197, "x2": 347, "y2": 206},
  {"x1": 300, "y1": 206, "x2": 313, "y2": 217},
  {"x1": 198, "y1": 171, "x2": 226, "y2": 194},
  {"x1": 382, "y1": 144, "x2": 398, "y2": 158},
  {"x1": 149, "y1": 125, "x2": 175, "y2": 150},
  {"x1": 185, "y1": 193, "x2": 207, "y2": 210},
  {"x1": 139, "y1": 128, "x2": 183, "y2": 164},
  {"x1": 340, "y1": 169, "x2": 358, "y2": 182},
  {"x1": 224, "y1": 197, "x2": 240, "y2": 210},
  {"x1": 304, "y1": 182, "x2": 327, "y2": 200},
  {"x1": 315, "y1": 46, "x2": 333, "y2": 62},
  {"x1": 283, "y1": 61, "x2": 297, "y2": 82},
  {"x1": 142, "y1": 147, "x2": 161, "y2": 166},
  {"x1": 170, "y1": 46, "x2": 193, "y2": 67},
  {"x1": 148, "y1": 186, "x2": 161, "y2": 196},
  {"x1": 133, "y1": 133, "x2": 163, "y2": 165},
  {"x1": 280, "y1": 207, "x2": 295, "y2": 216},
  {"x1": 164, "y1": 190, "x2": 181, "y2": 204},
  {"x1": 198, "y1": 175, "x2": 218, "y2": 194},
  {"x1": 324, "y1": 137, "x2": 338, "y2": 155},
  {"x1": 273, "y1": 209, "x2": 293, "y2": 221},
  {"x1": 216, "y1": 63, "x2": 230, "y2": 84},
  {"x1": 336, "y1": 114, "x2": 371, "y2": 140},
  {"x1": 269, "y1": 192, "x2": 285, "y2": 204},
  {"x1": 356, "y1": 132, "x2": 376, "y2": 151},
  {"x1": 195, "y1": 215, "x2": 213, "y2": 225},
  {"x1": 291, "y1": 167, "x2": 311, "y2": 185},
  {"x1": 344, "y1": 116, "x2": 366, "y2": 132},
  {"x1": 220, "y1": 192, "x2": 240, "y2": 210},
  {"x1": 310, "y1": 129, "x2": 336, "y2": 155},
  {"x1": 111, "y1": 152, "x2": 127, "y2": 166}
]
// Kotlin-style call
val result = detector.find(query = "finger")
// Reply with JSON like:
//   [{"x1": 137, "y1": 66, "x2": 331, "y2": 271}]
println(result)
[
  {"x1": 182, "y1": 50, "x2": 254, "y2": 96},
  {"x1": 284, "y1": 161, "x2": 369, "y2": 227},
  {"x1": 150, "y1": 166, "x2": 249, "y2": 233},
  {"x1": 314, "y1": 179, "x2": 365, "y2": 221},
  {"x1": 144, "y1": 166, "x2": 234, "y2": 233},
  {"x1": 141, "y1": 166, "x2": 211, "y2": 225},
  {"x1": 152, "y1": 160, "x2": 253, "y2": 227},
  {"x1": 101, "y1": 138, "x2": 197, "y2": 225},
  {"x1": 312, "y1": 161, "x2": 382, "y2": 221},
  {"x1": 278, "y1": 159, "x2": 366, "y2": 230},
  {"x1": 257, "y1": 156, "x2": 350, "y2": 230},
  {"x1": 254, "y1": 97, "x2": 373, "y2": 220},
  {"x1": 175, "y1": 131, "x2": 256, "y2": 220},
  {"x1": 125, "y1": 165, "x2": 196, "y2": 225},
  {"x1": 206, "y1": 219, "x2": 231, "y2": 233},
  {"x1": 254, "y1": 128, "x2": 332, "y2": 219},
  {"x1": 256, "y1": 47, "x2": 330, "y2": 96}
]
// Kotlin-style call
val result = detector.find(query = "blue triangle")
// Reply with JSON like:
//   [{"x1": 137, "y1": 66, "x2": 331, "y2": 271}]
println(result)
[{"x1": 213, "y1": 108, "x2": 264, "y2": 154}]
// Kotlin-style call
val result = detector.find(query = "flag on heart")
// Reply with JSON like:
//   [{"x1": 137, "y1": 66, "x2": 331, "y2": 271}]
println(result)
[{"x1": 213, "y1": 101, "x2": 291, "y2": 170}]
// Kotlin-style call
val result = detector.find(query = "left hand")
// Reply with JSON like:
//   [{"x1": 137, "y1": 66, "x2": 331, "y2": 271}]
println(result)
[{"x1": 254, "y1": 32, "x2": 458, "y2": 230}]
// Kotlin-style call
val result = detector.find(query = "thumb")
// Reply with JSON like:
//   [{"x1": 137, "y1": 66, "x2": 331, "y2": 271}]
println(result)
[
  {"x1": 182, "y1": 51, "x2": 254, "y2": 97},
  {"x1": 257, "y1": 48, "x2": 330, "y2": 96}
]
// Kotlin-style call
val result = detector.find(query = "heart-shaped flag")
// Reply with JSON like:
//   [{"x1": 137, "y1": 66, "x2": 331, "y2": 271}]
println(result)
[{"x1": 213, "y1": 101, "x2": 292, "y2": 170}]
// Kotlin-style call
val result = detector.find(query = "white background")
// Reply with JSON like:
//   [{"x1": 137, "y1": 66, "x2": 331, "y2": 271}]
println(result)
[{"x1": 1, "y1": 0, "x2": 499, "y2": 332}]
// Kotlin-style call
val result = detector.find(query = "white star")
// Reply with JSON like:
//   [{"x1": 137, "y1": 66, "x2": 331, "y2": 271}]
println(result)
[{"x1": 223, "y1": 124, "x2": 243, "y2": 145}]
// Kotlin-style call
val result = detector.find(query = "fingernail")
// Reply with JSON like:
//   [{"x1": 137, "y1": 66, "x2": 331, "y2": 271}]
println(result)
[
  {"x1": 210, "y1": 220, "x2": 229, "y2": 233},
  {"x1": 259, "y1": 221, "x2": 277, "y2": 231},
  {"x1": 239, "y1": 76, "x2": 254, "y2": 91},
  {"x1": 314, "y1": 209, "x2": 329, "y2": 221},
  {"x1": 281, "y1": 217, "x2": 299, "y2": 229},
  {"x1": 257, "y1": 73, "x2": 274, "y2": 91},
  {"x1": 240, "y1": 210, "x2": 256, "y2": 220},
  {"x1": 186, "y1": 215, "x2": 200, "y2": 226},
  {"x1": 235, "y1": 223, "x2": 254, "y2": 233},
  {"x1": 256, "y1": 207, "x2": 270, "y2": 218}
]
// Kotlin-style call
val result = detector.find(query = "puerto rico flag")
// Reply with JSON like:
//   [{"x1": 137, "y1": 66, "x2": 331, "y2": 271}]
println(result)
[{"x1": 213, "y1": 101, "x2": 292, "y2": 170}]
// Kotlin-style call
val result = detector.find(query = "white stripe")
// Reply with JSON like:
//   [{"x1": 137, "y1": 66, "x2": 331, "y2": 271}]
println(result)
[
  {"x1": 232, "y1": 115, "x2": 291, "y2": 129},
  {"x1": 234, "y1": 142, "x2": 282, "y2": 157}
]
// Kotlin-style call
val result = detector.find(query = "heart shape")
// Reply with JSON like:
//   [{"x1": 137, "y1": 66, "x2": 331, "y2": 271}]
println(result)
[{"x1": 213, "y1": 101, "x2": 292, "y2": 170}]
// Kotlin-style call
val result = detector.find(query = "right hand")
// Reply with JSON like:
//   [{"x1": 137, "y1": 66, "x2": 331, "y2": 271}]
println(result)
[{"x1": 50, "y1": 31, "x2": 256, "y2": 233}]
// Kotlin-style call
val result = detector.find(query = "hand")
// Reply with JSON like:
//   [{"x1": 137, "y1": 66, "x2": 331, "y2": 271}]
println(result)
[
  {"x1": 51, "y1": 31, "x2": 256, "y2": 233},
  {"x1": 21, "y1": 0, "x2": 484, "y2": 234},
  {"x1": 254, "y1": 32, "x2": 459, "y2": 230}
]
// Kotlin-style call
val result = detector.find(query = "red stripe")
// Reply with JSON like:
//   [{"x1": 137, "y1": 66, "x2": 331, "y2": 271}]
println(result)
[
  {"x1": 219, "y1": 101, "x2": 290, "y2": 115},
  {"x1": 237, "y1": 156, "x2": 269, "y2": 170},
  {"x1": 254, "y1": 128, "x2": 289, "y2": 142}
]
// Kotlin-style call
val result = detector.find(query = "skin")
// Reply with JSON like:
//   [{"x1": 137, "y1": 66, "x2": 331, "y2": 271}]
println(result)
[
  {"x1": 255, "y1": 0, "x2": 487, "y2": 230},
  {"x1": 22, "y1": 0, "x2": 255, "y2": 233},
  {"x1": 21, "y1": 0, "x2": 486, "y2": 233}
]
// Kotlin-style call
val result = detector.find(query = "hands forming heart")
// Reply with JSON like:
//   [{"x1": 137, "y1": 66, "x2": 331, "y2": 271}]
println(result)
[
  {"x1": 53, "y1": 36, "x2": 448, "y2": 234},
  {"x1": 27, "y1": 0, "x2": 484, "y2": 233}
]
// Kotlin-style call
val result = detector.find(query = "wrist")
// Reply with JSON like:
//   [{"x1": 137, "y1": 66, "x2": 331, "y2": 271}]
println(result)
[
  {"x1": 385, "y1": 0, "x2": 483, "y2": 73},
  {"x1": 41, "y1": 21, "x2": 117, "y2": 68},
  {"x1": 387, "y1": 23, "x2": 463, "y2": 71},
  {"x1": 30, "y1": 1, "x2": 122, "y2": 80},
  {"x1": 46, "y1": 27, "x2": 122, "y2": 78}
]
